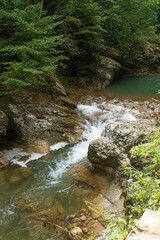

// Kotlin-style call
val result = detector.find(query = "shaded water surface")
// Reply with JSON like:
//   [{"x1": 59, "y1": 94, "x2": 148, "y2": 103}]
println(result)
[{"x1": 103, "y1": 75, "x2": 160, "y2": 100}]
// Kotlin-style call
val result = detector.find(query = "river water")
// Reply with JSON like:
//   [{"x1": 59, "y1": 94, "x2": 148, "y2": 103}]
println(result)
[
  {"x1": 102, "y1": 74, "x2": 160, "y2": 100},
  {"x1": 0, "y1": 74, "x2": 160, "y2": 240}
]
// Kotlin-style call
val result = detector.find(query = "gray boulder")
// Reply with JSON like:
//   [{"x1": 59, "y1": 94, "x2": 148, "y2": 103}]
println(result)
[
  {"x1": 88, "y1": 137, "x2": 129, "y2": 171},
  {"x1": 88, "y1": 120, "x2": 157, "y2": 172},
  {"x1": 102, "y1": 120, "x2": 157, "y2": 152}
]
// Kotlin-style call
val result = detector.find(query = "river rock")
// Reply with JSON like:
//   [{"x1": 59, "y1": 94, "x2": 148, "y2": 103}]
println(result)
[
  {"x1": 88, "y1": 137, "x2": 130, "y2": 170},
  {"x1": 0, "y1": 110, "x2": 8, "y2": 138},
  {"x1": 3, "y1": 78, "x2": 79, "y2": 150},
  {"x1": 0, "y1": 157, "x2": 9, "y2": 170},
  {"x1": 70, "y1": 227, "x2": 83, "y2": 236},
  {"x1": 89, "y1": 57, "x2": 122, "y2": 88},
  {"x1": 102, "y1": 120, "x2": 157, "y2": 152},
  {"x1": 88, "y1": 120, "x2": 157, "y2": 172}
]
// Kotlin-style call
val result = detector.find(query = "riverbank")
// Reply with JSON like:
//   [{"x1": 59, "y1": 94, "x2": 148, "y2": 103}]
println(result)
[{"x1": 0, "y1": 94, "x2": 159, "y2": 239}]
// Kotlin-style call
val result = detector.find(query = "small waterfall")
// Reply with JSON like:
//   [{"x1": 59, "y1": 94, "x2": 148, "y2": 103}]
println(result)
[
  {"x1": 0, "y1": 98, "x2": 140, "y2": 240},
  {"x1": 47, "y1": 100, "x2": 139, "y2": 184}
]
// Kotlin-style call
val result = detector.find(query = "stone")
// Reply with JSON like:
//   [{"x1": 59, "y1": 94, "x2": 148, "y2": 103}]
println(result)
[
  {"x1": 89, "y1": 57, "x2": 122, "y2": 88},
  {"x1": 9, "y1": 175, "x2": 21, "y2": 184},
  {"x1": 102, "y1": 120, "x2": 157, "y2": 152},
  {"x1": 80, "y1": 215, "x2": 87, "y2": 221},
  {"x1": 0, "y1": 157, "x2": 9, "y2": 170},
  {"x1": 82, "y1": 227, "x2": 88, "y2": 234},
  {"x1": 88, "y1": 120, "x2": 158, "y2": 172},
  {"x1": 81, "y1": 208, "x2": 88, "y2": 213},
  {"x1": 126, "y1": 209, "x2": 160, "y2": 240},
  {"x1": 0, "y1": 110, "x2": 8, "y2": 138},
  {"x1": 88, "y1": 220, "x2": 105, "y2": 238},
  {"x1": 70, "y1": 227, "x2": 83, "y2": 236},
  {"x1": 71, "y1": 164, "x2": 112, "y2": 194},
  {"x1": 88, "y1": 137, "x2": 130, "y2": 170},
  {"x1": 71, "y1": 218, "x2": 80, "y2": 223},
  {"x1": 3, "y1": 79, "x2": 78, "y2": 149},
  {"x1": 69, "y1": 214, "x2": 76, "y2": 220}
]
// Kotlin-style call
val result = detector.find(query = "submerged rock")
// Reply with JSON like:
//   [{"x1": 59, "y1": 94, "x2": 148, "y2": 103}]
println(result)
[{"x1": 9, "y1": 167, "x2": 32, "y2": 184}]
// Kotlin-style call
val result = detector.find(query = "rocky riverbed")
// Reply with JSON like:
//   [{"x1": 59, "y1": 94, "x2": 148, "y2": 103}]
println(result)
[{"x1": 0, "y1": 95, "x2": 159, "y2": 240}]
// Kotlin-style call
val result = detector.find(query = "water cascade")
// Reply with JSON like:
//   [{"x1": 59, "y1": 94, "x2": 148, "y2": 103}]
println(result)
[{"x1": 0, "y1": 99, "x2": 142, "y2": 240}]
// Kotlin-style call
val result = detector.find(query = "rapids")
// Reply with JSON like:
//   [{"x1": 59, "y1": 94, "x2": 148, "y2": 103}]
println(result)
[{"x1": 0, "y1": 98, "x2": 148, "y2": 240}]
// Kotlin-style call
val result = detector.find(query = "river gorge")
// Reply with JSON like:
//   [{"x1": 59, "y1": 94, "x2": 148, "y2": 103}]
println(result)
[{"x1": 0, "y1": 75, "x2": 160, "y2": 240}]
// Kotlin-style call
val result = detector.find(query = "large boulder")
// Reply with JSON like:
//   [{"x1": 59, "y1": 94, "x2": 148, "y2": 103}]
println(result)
[
  {"x1": 88, "y1": 120, "x2": 157, "y2": 172},
  {"x1": 102, "y1": 120, "x2": 157, "y2": 152},
  {"x1": 0, "y1": 110, "x2": 8, "y2": 138},
  {"x1": 88, "y1": 137, "x2": 129, "y2": 171},
  {"x1": 90, "y1": 57, "x2": 122, "y2": 88},
  {"x1": 2, "y1": 78, "x2": 78, "y2": 151}
]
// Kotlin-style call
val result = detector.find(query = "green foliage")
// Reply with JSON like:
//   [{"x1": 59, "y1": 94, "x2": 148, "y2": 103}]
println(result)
[
  {"x1": 97, "y1": 0, "x2": 159, "y2": 48},
  {"x1": 0, "y1": 0, "x2": 159, "y2": 87},
  {"x1": 61, "y1": 0, "x2": 105, "y2": 57},
  {"x1": 126, "y1": 131, "x2": 160, "y2": 217},
  {"x1": 0, "y1": 3, "x2": 66, "y2": 87},
  {"x1": 86, "y1": 130, "x2": 160, "y2": 240}
]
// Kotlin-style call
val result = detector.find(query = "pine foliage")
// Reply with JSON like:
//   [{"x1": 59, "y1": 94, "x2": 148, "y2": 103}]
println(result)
[{"x1": 0, "y1": 3, "x2": 66, "y2": 87}]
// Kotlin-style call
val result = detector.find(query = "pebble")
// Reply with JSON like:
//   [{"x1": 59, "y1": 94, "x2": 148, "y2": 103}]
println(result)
[
  {"x1": 70, "y1": 227, "x2": 82, "y2": 236},
  {"x1": 80, "y1": 215, "x2": 87, "y2": 221},
  {"x1": 82, "y1": 227, "x2": 88, "y2": 234}
]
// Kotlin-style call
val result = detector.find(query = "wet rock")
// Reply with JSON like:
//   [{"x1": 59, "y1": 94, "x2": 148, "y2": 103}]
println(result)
[
  {"x1": 70, "y1": 227, "x2": 82, "y2": 236},
  {"x1": 0, "y1": 152, "x2": 9, "y2": 170},
  {"x1": 9, "y1": 175, "x2": 21, "y2": 184},
  {"x1": 71, "y1": 164, "x2": 112, "y2": 194},
  {"x1": 102, "y1": 120, "x2": 157, "y2": 152},
  {"x1": 9, "y1": 167, "x2": 32, "y2": 183},
  {"x1": 64, "y1": 124, "x2": 84, "y2": 144},
  {"x1": 17, "y1": 195, "x2": 65, "y2": 224},
  {"x1": 0, "y1": 110, "x2": 8, "y2": 138}
]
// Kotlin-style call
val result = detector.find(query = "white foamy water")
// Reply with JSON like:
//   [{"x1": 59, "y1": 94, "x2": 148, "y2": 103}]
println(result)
[
  {"x1": 77, "y1": 103, "x2": 101, "y2": 116},
  {"x1": 48, "y1": 101, "x2": 139, "y2": 183},
  {"x1": 4, "y1": 148, "x2": 47, "y2": 167},
  {"x1": 50, "y1": 142, "x2": 69, "y2": 151}
]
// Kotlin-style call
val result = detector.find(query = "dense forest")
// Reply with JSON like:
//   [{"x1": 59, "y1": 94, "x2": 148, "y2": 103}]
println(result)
[{"x1": 0, "y1": 0, "x2": 159, "y2": 88}]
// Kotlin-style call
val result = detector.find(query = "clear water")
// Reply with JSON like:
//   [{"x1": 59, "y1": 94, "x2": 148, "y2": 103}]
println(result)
[
  {"x1": 0, "y1": 100, "x2": 141, "y2": 240},
  {"x1": 103, "y1": 75, "x2": 160, "y2": 100}
]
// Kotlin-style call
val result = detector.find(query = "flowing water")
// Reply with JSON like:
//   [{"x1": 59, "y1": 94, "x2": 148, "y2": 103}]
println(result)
[
  {"x1": 103, "y1": 75, "x2": 160, "y2": 100},
  {"x1": 0, "y1": 96, "x2": 158, "y2": 240}
]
